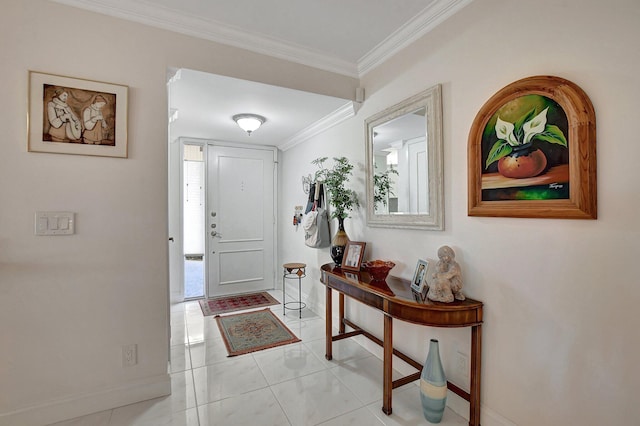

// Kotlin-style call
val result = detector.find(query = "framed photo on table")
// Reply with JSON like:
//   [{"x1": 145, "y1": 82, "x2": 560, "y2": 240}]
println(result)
[
  {"x1": 342, "y1": 241, "x2": 366, "y2": 272},
  {"x1": 411, "y1": 259, "x2": 429, "y2": 299}
]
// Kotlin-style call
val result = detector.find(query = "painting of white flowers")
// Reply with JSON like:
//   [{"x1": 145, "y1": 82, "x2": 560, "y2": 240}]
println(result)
[
  {"x1": 482, "y1": 94, "x2": 569, "y2": 201},
  {"x1": 468, "y1": 75, "x2": 597, "y2": 219}
]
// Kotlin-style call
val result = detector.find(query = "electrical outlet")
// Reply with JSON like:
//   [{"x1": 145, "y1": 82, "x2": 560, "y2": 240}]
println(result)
[
  {"x1": 122, "y1": 344, "x2": 137, "y2": 367},
  {"x1": 455, "y1": 351, "x2": 468, "y2": 377}
]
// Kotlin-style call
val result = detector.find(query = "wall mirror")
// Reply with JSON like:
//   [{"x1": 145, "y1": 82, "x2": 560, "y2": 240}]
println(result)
[{"x1": 365, "y1": 84, "x2": 443, "y2": 230}]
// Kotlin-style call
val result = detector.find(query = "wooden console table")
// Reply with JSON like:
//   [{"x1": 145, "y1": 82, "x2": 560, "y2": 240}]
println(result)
[{"x1": 321, "y1": 263, "x2": 483, "y2": 426}]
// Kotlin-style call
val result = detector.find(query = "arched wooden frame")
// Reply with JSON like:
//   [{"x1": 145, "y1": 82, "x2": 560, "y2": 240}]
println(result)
[{"x1": 468, "y1": 75, "x2": 596, "y2": 219}]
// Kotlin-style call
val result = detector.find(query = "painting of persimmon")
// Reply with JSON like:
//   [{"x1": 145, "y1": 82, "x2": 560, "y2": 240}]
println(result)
[{"x1": 481, "y1": 94, "x2": 569, "y2": 201}]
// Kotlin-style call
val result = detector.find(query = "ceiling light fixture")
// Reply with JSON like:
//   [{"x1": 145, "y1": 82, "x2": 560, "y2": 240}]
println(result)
[{"x1": 233, "y1": 114, "x2": 266, "y2": 136}]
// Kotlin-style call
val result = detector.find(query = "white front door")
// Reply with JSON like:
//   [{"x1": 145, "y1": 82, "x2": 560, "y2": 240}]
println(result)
[{"x1": 207, "y1": 145, "x2": 276, "y2": 296}]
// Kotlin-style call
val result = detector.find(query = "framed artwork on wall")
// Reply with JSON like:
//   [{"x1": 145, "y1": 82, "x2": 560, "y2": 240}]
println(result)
[
  {"x1": 468, "y1": 75, "x2": 596, "y2": 219},
  {"x1": 28, "y1": 71, "x2": 128, "y2": 158},
  {"x1": 342, "y1": 241, "x2": 366, "y2": 272}
]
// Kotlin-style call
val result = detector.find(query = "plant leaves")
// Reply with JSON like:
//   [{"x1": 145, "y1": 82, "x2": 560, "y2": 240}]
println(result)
[
  {"x1": 534, "y1": 124, "x2": 568, "y2": 147},
  {"x1": 485, "y1": 141, "x2": 512, "y2": 168},
  {"x1": 313, "y1": 156, "x2": 359, "y2": 219}
]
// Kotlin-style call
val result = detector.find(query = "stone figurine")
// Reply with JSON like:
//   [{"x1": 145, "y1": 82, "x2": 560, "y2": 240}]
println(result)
[{"x1": 427, "y1": 245, "x2": 465, "y2": 303}]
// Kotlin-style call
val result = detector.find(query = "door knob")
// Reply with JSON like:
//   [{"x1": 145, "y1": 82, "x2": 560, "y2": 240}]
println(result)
[{"x1": 211, "y1": 231, "x2": 222, "y2": 237}]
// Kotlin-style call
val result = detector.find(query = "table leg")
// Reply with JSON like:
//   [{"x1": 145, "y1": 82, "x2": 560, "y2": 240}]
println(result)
[
  {"x1": 339, "y1": 292, "x2": 345, "y2": 334},
  {"x1": 382, "y1": 314, "x2": 393, "y2": 415},
  {"x1": 282, "y1": 271, "x2": 285, "y2": 316},
  {"x1": 469, "y1": 324, "x2": 482, "y2": 426},
  {"x1": 325, "y1": 285, "x2": 333, "y2": 361}
]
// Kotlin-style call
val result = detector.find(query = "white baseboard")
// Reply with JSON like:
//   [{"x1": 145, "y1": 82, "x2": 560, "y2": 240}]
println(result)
[
  {"x1": 480, "y1": 404, "x2": 517, "y2": 426},
  {"x1": 0, "y1": 373, "x2": 171, "y2": 426}
]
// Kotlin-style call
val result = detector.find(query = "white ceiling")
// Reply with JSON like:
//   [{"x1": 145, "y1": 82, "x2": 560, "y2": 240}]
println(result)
[
  {"x1": 168, "y1": 69, "x2": 353, "y2": 148},
  {"x1": 52, "y1": 0, "x2": 472, "y2": 149}
]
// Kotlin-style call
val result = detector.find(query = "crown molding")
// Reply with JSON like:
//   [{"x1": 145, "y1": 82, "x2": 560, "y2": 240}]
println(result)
[
  {"x1": 357, "y1": 0, "x2": 474, "y2": 77},
  {"x1": 51, "y1": 0, "x2": 470, "y2": 80},
  {"x1": 50, "y1": 0, "x2": 359, "y2": 78},
  {"x1": 279, "y1": 102, "x2": 356, "y2": 151}
]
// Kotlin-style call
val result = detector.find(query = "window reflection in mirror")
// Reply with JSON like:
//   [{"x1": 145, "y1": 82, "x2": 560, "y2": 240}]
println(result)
[
  {"x1": 365, "y1": 84, "x2": 443, "y2": 230},
  {"x1": 372, "y1": 107, "x2": 427, "y2": 215}
]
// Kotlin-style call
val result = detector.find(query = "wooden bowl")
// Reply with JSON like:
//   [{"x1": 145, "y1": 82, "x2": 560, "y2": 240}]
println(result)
[{"x1": 362, "y1": 260, "x2": 396, "y2": 282}]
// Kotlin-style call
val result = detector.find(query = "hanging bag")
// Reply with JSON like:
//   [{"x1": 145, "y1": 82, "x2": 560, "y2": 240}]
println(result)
[{"x1": 304, "y1": 183, "x2": 331, "y2": 248}]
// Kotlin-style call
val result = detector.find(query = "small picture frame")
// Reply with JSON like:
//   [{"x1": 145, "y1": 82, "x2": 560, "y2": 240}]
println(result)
[
  {"x1": 342, "y1": 241, "x2": 366, "y2": 272},
  {"x1": 411, "y1": 259, "x2": 429, "y2": 298},
  {"x1": 28, "y1": 71, "x2": 128, "y2": 158}
]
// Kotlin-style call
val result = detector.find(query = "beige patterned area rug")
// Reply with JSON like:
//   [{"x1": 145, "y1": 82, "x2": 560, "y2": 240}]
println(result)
[{"x1": 215, "y1": 308, "x2": 300, "y2": 357}]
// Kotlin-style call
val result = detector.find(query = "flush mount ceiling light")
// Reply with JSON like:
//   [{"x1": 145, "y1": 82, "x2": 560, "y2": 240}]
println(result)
[{"x1": 233, "y1": 114, "x2": 266, "y2": 136}]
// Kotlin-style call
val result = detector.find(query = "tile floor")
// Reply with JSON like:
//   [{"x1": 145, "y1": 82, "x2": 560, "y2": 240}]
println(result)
[{"x1": 50, "y1": 291, "x2": 467, "y2": 426}]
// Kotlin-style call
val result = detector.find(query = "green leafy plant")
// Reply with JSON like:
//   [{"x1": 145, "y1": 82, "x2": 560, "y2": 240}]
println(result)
[
  {"x1": 312, "y1": 156, "x2": 359, "y2": 220},
  {"x1": 373, "y1": 165, "x2": 398, "y2": 208},
  {"x1": 486, "y1": 107, "x2": 568, "y2": 169}
]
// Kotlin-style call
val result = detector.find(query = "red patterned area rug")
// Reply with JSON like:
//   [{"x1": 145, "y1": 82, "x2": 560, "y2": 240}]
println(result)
[
  {"x1": 215, "y1": 309, "x2": 300, "y2": 357},
  {"x1": 199, "y1": 292, "x2": 279, "y2": 316}
]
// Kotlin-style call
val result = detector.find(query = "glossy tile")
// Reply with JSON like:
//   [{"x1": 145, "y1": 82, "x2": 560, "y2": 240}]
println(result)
[
  {"x1": 169, "y1": 344, "x2": 191, "y2": 373},
  {"x1": 330, "y1": 356, "x2": 405, "y2": 405},
  {"x1": 366, "y1": 385, "x2": 467, "y2": 426},
  {"x1": 185, "y1": 317, "x2": 220, "y2": 345},
  {"x1": 192, "y1": 355, "x2": 269, "y2": 404},
  {"x1": 188, "y1": 336, "x2": 230, "y2": 368},
  {"x1": 170, "y1": 323, "x2": 188, "y2": 346},
  {"x1": 271, "y1": 369, "x2": 363, "y2": 426},
  {"x1": 303, "y1": 337, "x2": 373, "y2": 367},
  {"x1": 170, "y1": 310, "x2": 187, "y2": 327},
  {"x1": 317, "y1": 407, "x2": 384, "y2": 426},
  {"x1": 253, "y1": 341, "x2": 326, "y2": 385},
  {"x1": 198, "y1": 387, "x2": 291, "y2": 426},
  {"x1": 109, "y1": 406, "x2": 198, "y2": 426},
  {"x1": 110, "y1": 370, "x2": 196, "y2": 424},
  {"x1": 44, "y1": 300, "x2": 470, "y2": 426},
  {"x1": 286, "y1": 317, "x2": 330, "y2": 342}
]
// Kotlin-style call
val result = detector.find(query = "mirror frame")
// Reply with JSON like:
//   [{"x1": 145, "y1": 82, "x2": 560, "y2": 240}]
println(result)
[{"x1": 365, "y1": 84, "x2": 444, "y2": 230}]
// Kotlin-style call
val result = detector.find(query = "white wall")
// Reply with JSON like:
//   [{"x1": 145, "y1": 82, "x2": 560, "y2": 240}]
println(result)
[
  {"x1": 280, "y1": 0, "x2": 640, "y2": 424},
  {"x1": 0, "y1": 1, "x2": 357, "y2": 425}
]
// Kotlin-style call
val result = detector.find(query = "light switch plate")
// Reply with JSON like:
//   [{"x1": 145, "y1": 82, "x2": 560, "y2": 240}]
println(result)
[{"x1": 35, "y1": 211, "x2": 75, "y2": 235}]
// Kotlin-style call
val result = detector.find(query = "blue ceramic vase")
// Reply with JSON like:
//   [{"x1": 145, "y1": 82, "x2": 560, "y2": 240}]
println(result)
[{"x1": 420, "y1": 339, "x2": 447, "y2": 423}]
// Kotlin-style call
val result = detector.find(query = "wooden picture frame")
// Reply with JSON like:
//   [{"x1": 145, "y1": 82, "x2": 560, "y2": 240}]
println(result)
[
  {"x1": 342, "y1": 241, "x2": 366, "y2": 272},
  {"x1": 28, "y1": 71, "x2": 128, "y2": 158},
  {"x1": 468, "y1": 75, "x2": 596, "y2": 219},
  {"x1": 411, "y1": 259, "x2": 429, "y2": 298}
]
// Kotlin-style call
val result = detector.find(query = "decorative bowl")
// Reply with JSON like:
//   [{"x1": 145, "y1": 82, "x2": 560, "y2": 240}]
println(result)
[{"x1": 362, "y1": 260, "x2": 396, "y2": 282}]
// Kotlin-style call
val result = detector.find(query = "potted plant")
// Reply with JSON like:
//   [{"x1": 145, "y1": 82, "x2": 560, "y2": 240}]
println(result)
[
  {"x1": 312, "y1": 157, "x2": 359, "y2": 266},
  {"x1": 373, "y1": 165, "x2": 398, "y2": 211}
]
